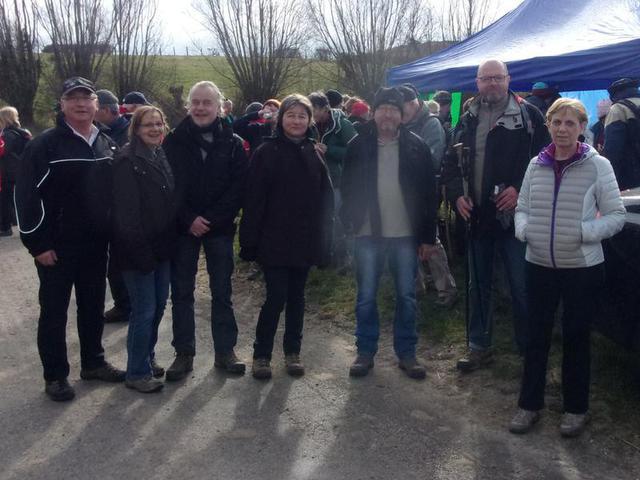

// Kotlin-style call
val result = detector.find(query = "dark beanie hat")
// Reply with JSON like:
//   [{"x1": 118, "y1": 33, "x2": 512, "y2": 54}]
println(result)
[
  {"x1": 607, "y1": 78, "x2": 640, "y2": 98},
  {"x1": 373, "y1": 87, "x2": 404, "y2": 112},
  {"x1": 325, "y1": 89, "x2": 343, "y2": 108},
  {"x1": 433, "y1": 90, "x2": 452, "y2": 105},
  {"x1": 398, "y1": 83, "x2": 419, "y2": 102},
  {"x1": 245, "y1": 102, "x2": 263, "y2": 114}
]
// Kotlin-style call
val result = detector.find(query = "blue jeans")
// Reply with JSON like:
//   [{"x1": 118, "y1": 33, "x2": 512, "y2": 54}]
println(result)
[
  {"x1": 122, "y1": 261, "x2": 170, "y2": 380},
  {"x1": 354, "y1": 236, "x2": 418, "y2": 359},
  {"x1": 170, "y1": 234, "x2": 237, "y2": 356},
  {"x1": 467, "y1": 235, "x2": 528, "y2": 353}
]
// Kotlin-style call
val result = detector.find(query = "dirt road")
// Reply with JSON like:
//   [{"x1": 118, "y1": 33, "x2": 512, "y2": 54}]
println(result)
[{"x1": 1, "y1": 233, "x2": 639, "y2": 480}]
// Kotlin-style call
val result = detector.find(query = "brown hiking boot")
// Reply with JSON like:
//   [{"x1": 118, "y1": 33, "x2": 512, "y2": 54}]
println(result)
[
  {"x1": 349, "y1": 354, "x2": 374, "y2": 377},
  {"x1": 214, "y1": 350, "x2": 246, "y2": 375},
  {"x1": 456, "y1": 349, "x2": 493, "y2": 373},
  {"x1": 398, "y1": 357, "x2": 426, "y2": 380},
  {"x1": 165, "y1": 353, "x2": 194, "y2": 381},
  {"x1": 285, "y1": 354, "x2": 305, "y2": 377},
  {"x1": 252, "y1": 358, "x2": 272, "y2": 380},
  {"x1": 509, "y1": 408, "x2": 541, "y2": 434}
]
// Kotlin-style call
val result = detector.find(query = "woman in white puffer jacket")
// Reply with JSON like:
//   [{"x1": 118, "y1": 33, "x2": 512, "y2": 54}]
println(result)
[{"x1": 509, "y1": 98, "x2": 625, "y2": 438}]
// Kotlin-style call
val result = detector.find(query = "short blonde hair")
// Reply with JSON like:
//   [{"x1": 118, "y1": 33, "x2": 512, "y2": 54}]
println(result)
[
  {"x1": 426, "y1": 100, "x2": 440, "y2": 115},
  {"x1": 546, "y1": 98, "x2": 588, "y2": 124},
  {"x1": 0, "y1": 106, "x2": 20, "y2": 128}
]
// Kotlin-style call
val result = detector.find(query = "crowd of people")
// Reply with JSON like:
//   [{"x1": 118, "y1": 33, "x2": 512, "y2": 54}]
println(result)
[{"x1": 3, "y1": 58, "x2": 638, "y2": 439}]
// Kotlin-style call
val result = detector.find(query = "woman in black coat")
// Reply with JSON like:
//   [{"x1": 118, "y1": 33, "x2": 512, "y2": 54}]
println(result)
[
  {"x1": 239, "y1": 94, "x2": 334, "y2": 380},
  {"x1": 112, "y1": 106, "x2": 177, "y2": 393},
  {"x1": 0, "y1": 106, "x2": 31, "y2": 235}
]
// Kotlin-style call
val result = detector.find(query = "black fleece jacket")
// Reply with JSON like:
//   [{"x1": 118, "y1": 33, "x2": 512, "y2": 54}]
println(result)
[
  {"x1": 15, "y1": 118, "x2": 117, "y2": 256},
  {"x1": 163, "y1": 116, "x2": 248, "y2": 236}
]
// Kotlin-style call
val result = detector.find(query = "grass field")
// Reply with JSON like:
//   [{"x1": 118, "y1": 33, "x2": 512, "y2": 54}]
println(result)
[{"x1": 30, "y1": 55, "x2": 339, "y2": 130}]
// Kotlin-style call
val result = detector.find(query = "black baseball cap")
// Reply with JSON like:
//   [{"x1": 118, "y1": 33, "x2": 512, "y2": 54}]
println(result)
[{"x1": 61, "y1": 77, "x2": 96, "y2": 97}]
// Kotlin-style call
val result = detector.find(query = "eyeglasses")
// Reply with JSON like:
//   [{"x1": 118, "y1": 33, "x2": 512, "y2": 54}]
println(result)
[
  {"x1": 477, "y1": 75, "x2": 508, "y2": 83},
  {"x1": 62, "y1": 95, "x2": 97, "y2": 103},
  {"x1": 140, "y1": 122, "x2": 165, "y2": 129}
]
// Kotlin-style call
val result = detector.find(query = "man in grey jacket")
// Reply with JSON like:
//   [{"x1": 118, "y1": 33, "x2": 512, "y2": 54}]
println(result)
[{"x1": 399, "y1": 84, "x2": 457, "y2": 307}]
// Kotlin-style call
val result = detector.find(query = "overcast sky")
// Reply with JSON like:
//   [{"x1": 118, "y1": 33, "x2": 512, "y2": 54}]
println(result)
[{"x1": 157, "y1": 0, "x2": 525, "y2": 55}]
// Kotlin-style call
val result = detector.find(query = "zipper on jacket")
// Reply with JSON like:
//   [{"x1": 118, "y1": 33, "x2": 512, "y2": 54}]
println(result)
[{"x1": 548, "y1": 160, "x2": 582, "y2": 269}]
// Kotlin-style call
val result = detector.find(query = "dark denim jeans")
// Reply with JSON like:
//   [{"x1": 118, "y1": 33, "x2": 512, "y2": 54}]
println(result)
[
  {"x1": 36, "y1": 243, "x2": 108, "y2": 381},
  {"x1": 467, "y1": 234, "x2": 528, "y2": 353},
  {"x1": 518, "y1": 262, "x2": 604, "y2": 414},
  {"x1": 170, "y1": 233, "x2": 238, "y2": 356},
  {"x1": 253, "y1": 266, "x2": 310, "y2": 360},
  {"x1": 122, "y1": 261, "x2": 170, "y2": 380},
  {"x1": 354, "y1": 236, "x2": 418, "y2": 359}
]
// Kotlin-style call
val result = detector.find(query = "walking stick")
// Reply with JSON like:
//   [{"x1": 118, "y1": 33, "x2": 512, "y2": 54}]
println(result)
[{"x1": 453, "y1": 142, "x2": 473, "y2": 348}]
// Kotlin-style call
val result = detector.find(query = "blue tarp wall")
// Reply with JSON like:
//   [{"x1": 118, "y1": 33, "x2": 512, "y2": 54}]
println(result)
[{"x1": 388, "y1": 0, "x2": 640, "y2": 93}]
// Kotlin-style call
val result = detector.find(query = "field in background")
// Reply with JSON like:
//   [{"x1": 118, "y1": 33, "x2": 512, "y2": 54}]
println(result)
[{"x1": 30, "y1": 55, "x2": 339, "y2": 130}]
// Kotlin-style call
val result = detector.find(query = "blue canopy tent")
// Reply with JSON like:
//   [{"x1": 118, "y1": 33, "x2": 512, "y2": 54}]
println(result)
[{"x1": 387, "y1": 0, "x2": 640, "y2": 93}]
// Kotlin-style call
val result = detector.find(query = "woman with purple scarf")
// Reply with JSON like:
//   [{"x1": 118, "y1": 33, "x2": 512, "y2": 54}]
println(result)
[{"x1": 508, "y1": 98, "x2": 625, "y2": 437}]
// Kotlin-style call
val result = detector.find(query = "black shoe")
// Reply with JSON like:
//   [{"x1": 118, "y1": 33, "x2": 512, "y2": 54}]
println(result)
[
  {"x1": 349, "y1": 354, "x2": 374, "y2": 377},
  {"x1": 80, "y1": 362, "x2": 126, "y2": 382},
  {"x1": 104, "y1": 306, "x2": 129, "y2": 323},
  {"x1": 214, "y1": 350, "x2": 246, "y2": 375},
  {"x1": 0, "y1": 228, "x2": 13, "y2": 237},
  {"x1": 398, "y1": 357, "x2": 426, "y2": 380},
  {"x1": 45, "y1": 379, "x2": 75, "y2": 402},
  {"x1": 456, "y1": 349, "x2": 494, "y2": 373},
  {"x1": 150, "y1": 358, "x2": 165, "y2": 378},
  {"x1": 165, "y1": 353, "x2": 194, "y2": 381}
]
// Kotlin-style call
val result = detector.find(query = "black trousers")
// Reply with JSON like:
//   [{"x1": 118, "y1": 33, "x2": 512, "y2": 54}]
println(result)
[
  {"x1": 518, "y1": 262, "x2": 604, "y2": 414},
  {"x1": 253, "y1": 266, "x2": 310, "y2": 360},
  {"x1": 107, "y1": 251, "x2": 131, "y2": 312},
  {"x1": 36, "y1": 244, "x2": 108, "y2": 381},
  {"x1": 0, "y1": 173, "x2": 15, "y2": 231}
]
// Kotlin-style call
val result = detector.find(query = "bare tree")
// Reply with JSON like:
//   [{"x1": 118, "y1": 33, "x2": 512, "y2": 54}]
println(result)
[
  {"x1": 307, "y1": 0, "x2": 435, "y2": 100},
  {"x1": 111, "y1": 0, "x2": 162, "y2": 99},
  {"x1": 194, "y1": 0, "x2": 307, "y2": 106},
  {"x1": 440, "y1": 0, "x2": 494, "y2": 42},
  {"x1": 40, "y1": 0, "x2": 113, "y2": 87},
  {"x1": 0, "y1": 0, "x2": 40, "y2": 124}
]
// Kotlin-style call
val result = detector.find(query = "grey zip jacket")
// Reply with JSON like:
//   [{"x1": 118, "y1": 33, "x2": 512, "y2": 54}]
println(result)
[{"x1": 515, "y1": 143, "x2": 625, "y2": 268}]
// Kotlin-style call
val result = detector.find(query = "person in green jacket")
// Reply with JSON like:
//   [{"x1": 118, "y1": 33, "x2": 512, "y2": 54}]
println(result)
[{"x1": 308, "y1": 91, "x2": 357, "y2": 269}]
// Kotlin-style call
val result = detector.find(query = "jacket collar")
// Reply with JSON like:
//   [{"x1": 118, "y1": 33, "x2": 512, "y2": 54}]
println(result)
[{"x1": 537, "y1": 142, "x2": 593, "y2": 167}]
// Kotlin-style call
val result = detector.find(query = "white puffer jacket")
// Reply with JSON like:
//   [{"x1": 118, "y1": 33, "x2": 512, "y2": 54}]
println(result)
[{"x1": 515, "y1": 144, "x2": 625, "y2": 269}]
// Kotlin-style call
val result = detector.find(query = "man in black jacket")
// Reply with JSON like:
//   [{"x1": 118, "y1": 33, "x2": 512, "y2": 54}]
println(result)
[
  {"x1": 341, "y1": 87, "x2": 438, "y2": 380},
  {"x1": 603, "y1": 78, "x2": 640, "y2": 190},
  {"x1": 95, "y1": 88, "x2": 132, "y2": 324},
  {"x1": 15, "y1": 77, "x2": 125, "y2": 402},
  {"x1": 163, "y1": 81, "x2": 249, "y2": 380},
  {"x1": 441, "y1": 59, "x2": 549, "y2": 371}
]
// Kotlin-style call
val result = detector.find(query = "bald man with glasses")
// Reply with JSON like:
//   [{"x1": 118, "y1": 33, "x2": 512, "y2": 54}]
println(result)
[{"x1": 441, "y1": 60, "x2": 550, "y2": 372}]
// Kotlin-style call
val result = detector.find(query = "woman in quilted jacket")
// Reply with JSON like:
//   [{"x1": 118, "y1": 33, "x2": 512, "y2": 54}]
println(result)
[{"x1": 509, "y1": 98, "x2": 625, "y2": 437}]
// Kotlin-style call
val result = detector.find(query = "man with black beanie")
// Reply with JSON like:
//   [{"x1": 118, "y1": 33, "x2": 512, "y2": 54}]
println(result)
[
  {"x1": 604, "y1": 78, "x2": 640, "y2": 190},
  {"x1": 341, "y1": 86, "x2": 438, "y2": 380}
]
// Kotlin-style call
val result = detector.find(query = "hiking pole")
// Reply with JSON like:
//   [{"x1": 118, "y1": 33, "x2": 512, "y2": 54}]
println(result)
[{"x1": 454, "y1": 142, "x2": 473, "y2": 348}]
